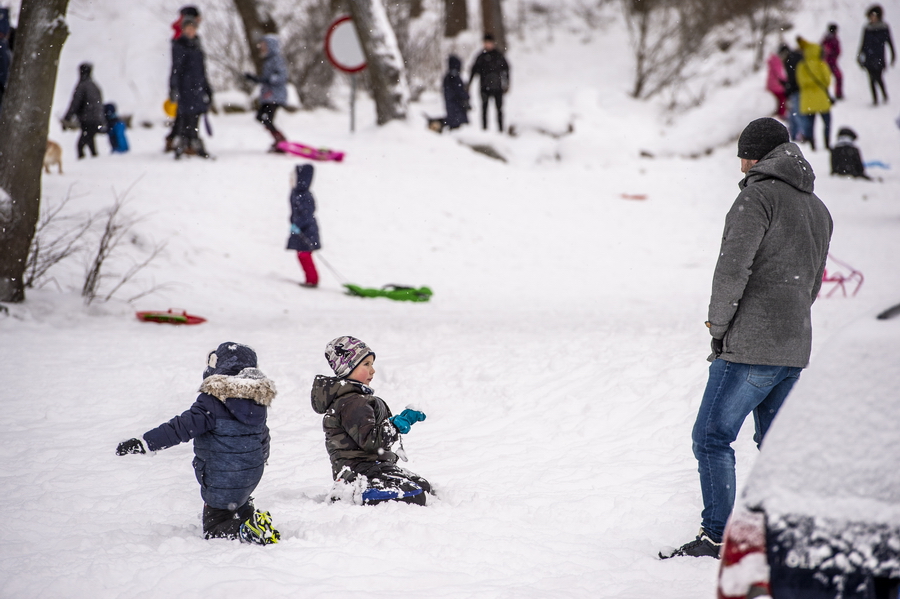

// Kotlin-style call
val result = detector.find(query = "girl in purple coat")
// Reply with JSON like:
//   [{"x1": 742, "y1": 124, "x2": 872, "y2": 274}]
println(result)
[{"x1": 821, "y1": 23, "x2": 843, "y2": 100}]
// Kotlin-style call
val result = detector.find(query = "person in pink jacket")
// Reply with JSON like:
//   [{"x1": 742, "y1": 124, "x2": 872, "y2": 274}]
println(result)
[
  {"x1": 821, "y1": 23, "x2": 843, "y2": 100},
  {"x1": 767, "y1": 46, "x2": 788, "y2": 117}
]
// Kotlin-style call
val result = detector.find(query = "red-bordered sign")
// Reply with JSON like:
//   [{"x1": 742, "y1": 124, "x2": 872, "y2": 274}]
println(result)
[{"x1": 325, "y1": 16, "x2": 367, "y2": 73}]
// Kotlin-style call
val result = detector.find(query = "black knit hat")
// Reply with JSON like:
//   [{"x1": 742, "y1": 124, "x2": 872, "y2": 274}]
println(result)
[{"x1": 737, "y1": 118, "x2": 790, "y2": 160}]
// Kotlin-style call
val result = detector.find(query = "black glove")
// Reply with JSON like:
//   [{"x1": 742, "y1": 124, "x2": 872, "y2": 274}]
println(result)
[
  {"x1": 116, "y1": 438, "x2": 146, "y2": 455},
  {"x1": 244, "y1": 72, "x2": 259, "y2": 83},
  {"x1": 710, "y1": 337, "x2": 724, "y2": 358}
]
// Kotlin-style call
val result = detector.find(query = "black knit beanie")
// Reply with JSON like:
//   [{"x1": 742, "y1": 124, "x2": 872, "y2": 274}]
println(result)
[{"x1": 737, "y1": 118, "x2": 790, "y2": 160}]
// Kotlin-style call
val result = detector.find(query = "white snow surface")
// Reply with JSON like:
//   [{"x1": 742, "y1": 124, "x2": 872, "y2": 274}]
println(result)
[{"x1": 2, "y1": 0, "x2": 900, "y2": 597}]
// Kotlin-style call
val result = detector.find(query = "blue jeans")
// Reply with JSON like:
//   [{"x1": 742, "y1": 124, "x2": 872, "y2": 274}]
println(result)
[
  {"x1": 787, "y1": 93, "x2": 802, "y2": 141},
  {"x1": 692, "y1": 360, "x2": 802, "y2": 542}
]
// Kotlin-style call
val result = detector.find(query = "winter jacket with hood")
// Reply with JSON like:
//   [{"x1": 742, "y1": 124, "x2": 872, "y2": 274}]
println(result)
[
  {"x1": 707, "y1": 142, "x2": 833, "y2": 368},
  {"x1": 443, "y1": 55, "x2": 470, "y2": 129},
  {"x1": 796, "y1": 39, "x2": 833, "y2": 114},
  {"x1": 310, "y1": 375, "x2": 400, "y2": 480},
  {"x1": 258, "y1": 34, "x2": 288, "y2": 107},
  {"x1": 65, "y1": 65, "x2": 105, "y2": 128},
  {"x1": 142, "y1": 357, "x2": 275, "y2": 510},
  {"x1": 286, "y1": 164, "x2": 321, "y2": 252},
  {"x1": 170, "y1": 34, "x2": 211, "y2": 115}
]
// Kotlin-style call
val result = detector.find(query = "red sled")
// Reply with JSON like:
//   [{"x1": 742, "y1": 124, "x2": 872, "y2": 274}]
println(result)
[
  {"x1": 136, "y1": 309, "x2": 207, "y2": 325},
  {"x1": 276, "y1": 141, "x2": 345, "y2": 162}
]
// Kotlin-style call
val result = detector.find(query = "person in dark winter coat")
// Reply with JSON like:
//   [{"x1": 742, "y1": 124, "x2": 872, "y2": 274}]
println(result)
[
  {"x1": 831, "y1": 127, "x2": 871, "y2": 179},
  {"x1": 782, "y1": 44, "x2": 806, "y2": 141},
  {"x1": 311, "y1": 336, "x2": 432, "y2": 506},
  {"x1": 286, "y1": 164, "x2": 321, "y2": 287},
  {"x1": 115, "y1": 342, "x2": 281, "y2": 545},
  {"x1": 468, "y1": 33, "x2": 510, "y2": 132},
  {"x1": 169, "y1": 17, "x2": 212, "y2": 159},
  {"x1": 64, "y1": 63, "x2": 106, "y2": 159},
  {"x1": 663, "y1": 118, "x2": 833, "y2": 560},
  {"x1": 859, "y1": 4, "x2": 896, "y2": 105},
  {"x1": 442, "y1": 54, "x2": 469, "y2": 130},
  {"x1": 821, "y1": 23, "x2": 843, "y2": 100},
  {"x1": 165, "y1": 5, "x2": 201, "y2": 152},
  {"x1": 245, "y1": 33, "x2": 288, "y2": 152}
]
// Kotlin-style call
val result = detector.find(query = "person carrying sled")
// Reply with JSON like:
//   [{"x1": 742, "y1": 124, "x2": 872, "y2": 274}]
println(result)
[
  {"x1": 663, "y1": 118, "x2": 832, "y2": 559},
  {"x1": 831, "y1": 127, "x2": 872, "y2": 179},
  {"x1": 169, "y1": 16, "x2": 212, "y2": 159},
  {"x1": 245, "y1": 33, "x2": 289, "y2": 152},
  {"x1": 468, "y1": 33, "x2": 510, "y2": 132},
  {"x1": 63, "y1": 63, "x2": 106, "y2": 159},
  {"x1": 116, "y1": 342, "x2": 280, "y2": 545},
  {"x1": 443, "y1": 54, "x2": 470, "y2": 130},
  {"x1": 859, "y1": 4, "x2": 895, "y2": 106},
  {"x1": 286, "y1": 164, "x2": 321, "y2": 288},
  {"x1": 311, "y1": 336, "x2": 432, "y2": 506}
]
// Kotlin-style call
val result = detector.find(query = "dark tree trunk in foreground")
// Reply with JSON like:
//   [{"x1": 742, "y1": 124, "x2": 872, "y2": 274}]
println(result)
[
  {"x1": 232, "y1": 0, "x2": 278, "y2": 75},
  {"x1": 444, "y1": 0, "x2": 468, "y2": 37},
  {"x1": 0, "y1": 0, "x2": 71, "y2": 302},
  {"x1": 346, "y1": 0, "x2": 410, "y2": 125},
  {"x1": 481, "y1": 0, "x2": 506, "y2": 50}
]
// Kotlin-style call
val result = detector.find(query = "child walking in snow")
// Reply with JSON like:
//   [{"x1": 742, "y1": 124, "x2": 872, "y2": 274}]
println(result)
[
  {"x1": 311, "y1": 336, "x2": 432, "y2": 506},
  {"x1": 287, "y1": 164, "x2": 321, "y2": 288},
  {"x1": 115, "y1": 342, "x2": 280, "y2": 545}
]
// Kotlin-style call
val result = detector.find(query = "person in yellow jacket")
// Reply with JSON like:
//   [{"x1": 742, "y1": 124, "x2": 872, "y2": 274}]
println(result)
[{"x1": 796, "y1": 37, "x2": 833, "y2": 150}]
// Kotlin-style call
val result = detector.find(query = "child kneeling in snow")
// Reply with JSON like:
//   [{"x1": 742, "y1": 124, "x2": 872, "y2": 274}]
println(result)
[
  {"x1": 311, "y1": 336, "x2": 432, "y2": 505},
  {"x1": 830, "y1": 127, "x2": 872, "y2": 180},
  {"x1": 116, "y1": 342, "x2": 280, "y2": 545}
]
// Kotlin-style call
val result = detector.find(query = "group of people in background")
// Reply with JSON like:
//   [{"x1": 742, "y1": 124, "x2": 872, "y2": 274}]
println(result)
[
  {"x1": 441, "y1": 33, "x2": 511, "y2": 133},
  {"x1": 765, "y1": 3, "x2": 894, "y2": 180}
]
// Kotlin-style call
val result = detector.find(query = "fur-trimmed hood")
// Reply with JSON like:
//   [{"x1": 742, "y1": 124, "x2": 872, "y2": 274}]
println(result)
[{"x1": 200, "y1": 367, "x2": 276, "y2": 407}]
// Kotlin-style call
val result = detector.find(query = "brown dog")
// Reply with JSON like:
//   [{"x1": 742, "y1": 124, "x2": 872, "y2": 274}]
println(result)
[{"x1": 44, "y1": 140, "x2": 63, "y2": 174}]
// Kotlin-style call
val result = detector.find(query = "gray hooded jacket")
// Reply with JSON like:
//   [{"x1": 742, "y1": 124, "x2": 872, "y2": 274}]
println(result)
[
  {"x1": 259, "y1": 34, "x2": 288, "y2": 106},
  {"x1": 707, "y1": 142, "x2": 833, "y2": 368}
]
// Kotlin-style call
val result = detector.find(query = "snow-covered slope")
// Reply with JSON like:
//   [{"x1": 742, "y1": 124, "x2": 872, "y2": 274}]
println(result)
[{"x1": 2, "y1": 1, "x2": 899, "y2": 597}]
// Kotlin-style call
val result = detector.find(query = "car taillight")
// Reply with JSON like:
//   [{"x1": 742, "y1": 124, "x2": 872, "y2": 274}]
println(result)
[{"x1": 717, "y1": 509, "x2": 771, "y2": 599}]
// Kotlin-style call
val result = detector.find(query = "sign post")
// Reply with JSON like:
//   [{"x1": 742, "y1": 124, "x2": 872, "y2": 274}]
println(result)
[{"x1": 324, "y1": 16, "x2": 367, "y2": 133}]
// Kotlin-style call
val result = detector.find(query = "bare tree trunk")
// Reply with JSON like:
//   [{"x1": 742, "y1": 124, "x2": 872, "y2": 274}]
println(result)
[
  {"x1": 481, "y1": 0, "x2": 506, "y2": 50},
  {"x1": 232, "y1": 0, "x2": 278, "y2": 75},
  {"x1": 346, "y1": 0, "x2": 410, "y2": 125},
  {"x1": 0, "y1": 0, "x2": 70, "y2": 303},
  {"x1": 444, "y1": 0, "x2": 468, "y2": 37}
]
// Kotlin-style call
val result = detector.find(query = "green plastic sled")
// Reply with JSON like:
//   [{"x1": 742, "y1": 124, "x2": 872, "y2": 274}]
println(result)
[{"x1": 344, "y1": 284, "x2": 433, "y2": 302}]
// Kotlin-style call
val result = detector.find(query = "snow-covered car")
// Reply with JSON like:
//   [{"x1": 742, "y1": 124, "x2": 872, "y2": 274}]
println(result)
[{"x1": 715, "y1": 314, "x2": 900, "y2": 599}]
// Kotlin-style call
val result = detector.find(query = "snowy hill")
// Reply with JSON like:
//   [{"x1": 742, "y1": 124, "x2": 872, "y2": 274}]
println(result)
[{"x1": 2, "y1": 0, "x2": 900, "y2": 597}]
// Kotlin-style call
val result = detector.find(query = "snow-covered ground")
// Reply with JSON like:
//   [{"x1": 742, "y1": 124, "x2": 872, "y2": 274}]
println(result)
[{"x1": 2, "y1": 1, "x2": 899, "y2": 597}]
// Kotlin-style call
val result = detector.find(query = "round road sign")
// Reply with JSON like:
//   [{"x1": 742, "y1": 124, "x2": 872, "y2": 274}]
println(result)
[{"x1": 325, "y1": 16, "x2": 367, "y2": 73}]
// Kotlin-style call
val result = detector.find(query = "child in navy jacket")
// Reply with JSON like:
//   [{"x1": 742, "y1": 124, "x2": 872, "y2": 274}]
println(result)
[
  {"x1": 286, "y1": 163, "x2": 321, "y2": 287},
  {"x1": 116, "y1": 342, "x2": 280, "y2": 544}
]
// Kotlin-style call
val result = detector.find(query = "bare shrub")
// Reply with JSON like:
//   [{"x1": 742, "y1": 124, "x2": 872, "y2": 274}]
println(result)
[
  {"x1": 81, "y1": 187, "x2": 167, "y2": 305},
  {"x1": 24, "y1": 187, "x2": 94, "y2": 290}
]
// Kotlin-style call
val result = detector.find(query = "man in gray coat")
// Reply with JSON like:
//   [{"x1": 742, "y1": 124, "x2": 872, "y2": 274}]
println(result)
[{"x1": 663, "y1": 118, "x2": 833, "y2": 559}]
